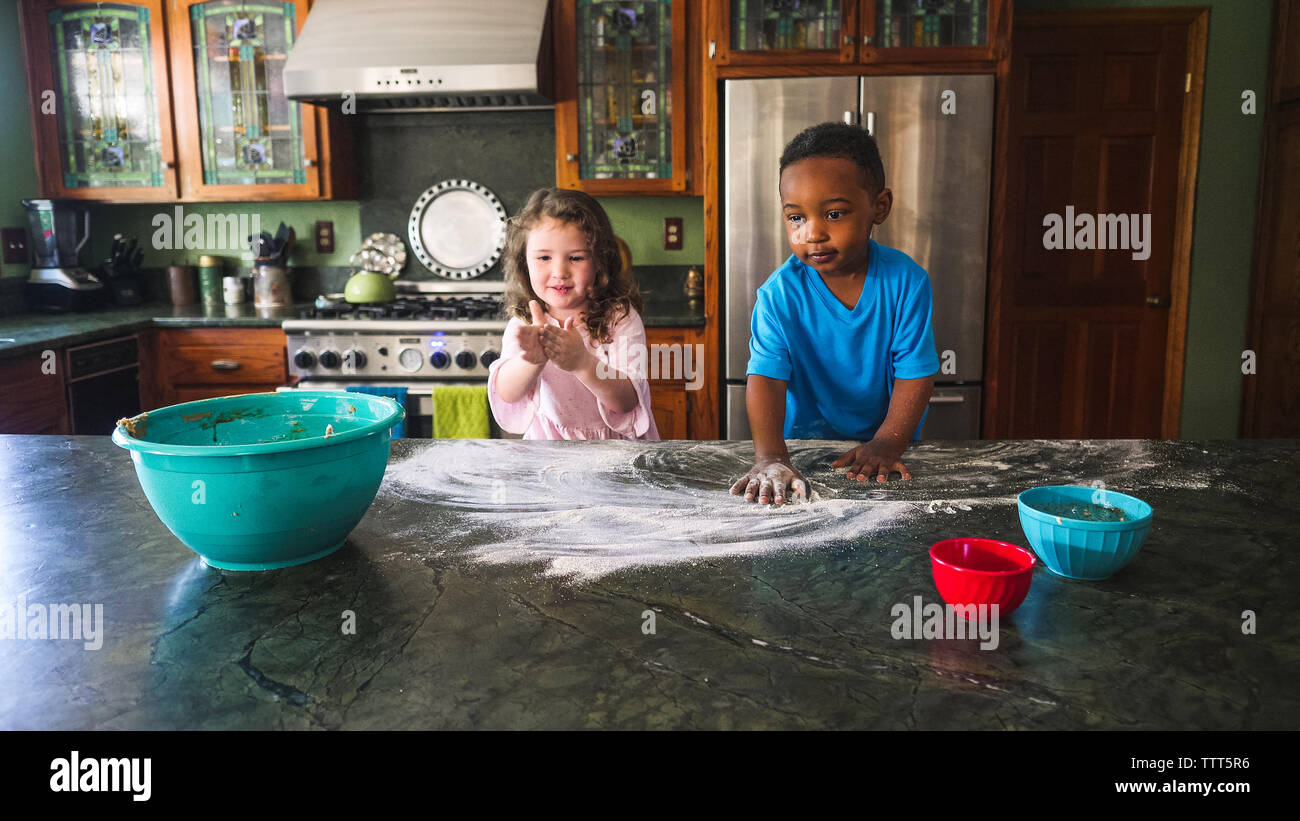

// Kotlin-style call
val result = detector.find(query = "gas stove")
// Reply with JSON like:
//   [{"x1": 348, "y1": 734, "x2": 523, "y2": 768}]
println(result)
[
  {"x1": 283, "y1": 283, "x2": 508, "y2": 382},
  {"x1": 300, "y1": 294, "x2": 504, "y2": 321}
]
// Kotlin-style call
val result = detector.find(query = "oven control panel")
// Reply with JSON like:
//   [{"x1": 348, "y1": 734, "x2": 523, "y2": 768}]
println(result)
[{"x1": 288, "y1": 331, "x2": 501, "y2": 380}]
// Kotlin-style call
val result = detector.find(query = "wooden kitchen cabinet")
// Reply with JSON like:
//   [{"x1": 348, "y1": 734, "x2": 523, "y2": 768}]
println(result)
[
  {"x1": 708, "y1": 0, "x2": 1009, "y2": 65},
  {"x1": 645, "y1": 325, "x2": 714, "y2": 440},
  {"x1": 554, "y1": 0, "x2": 690, "y2": 194},
  {"x1": 19, "y1": 0, "x2": 182, "y2": 201},
  {"x1": 150, "y1": 327, "x2": 287, "y2": 406},
  {"x1": 0, "y1": 352, "x2": 70, "y2": 435},
  {"x1": 19, "y1": 0, "x2": 353, "y2": 202}
]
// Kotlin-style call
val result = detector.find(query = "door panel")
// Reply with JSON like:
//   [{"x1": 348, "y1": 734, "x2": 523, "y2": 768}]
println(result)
[{"x1": 992, "y1": 17, "x2": 1188, "y2": 438}]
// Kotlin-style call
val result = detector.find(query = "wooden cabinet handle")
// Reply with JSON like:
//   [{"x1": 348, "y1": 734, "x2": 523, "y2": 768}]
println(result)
[{"x1": 210, "y1": 360, "x2": 241, "y2": 371}]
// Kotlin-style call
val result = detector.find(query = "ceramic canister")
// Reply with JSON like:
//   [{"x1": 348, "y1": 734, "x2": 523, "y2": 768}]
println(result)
[{"x1": 222, "y1": 276, "x2": 245, "y2": 305}]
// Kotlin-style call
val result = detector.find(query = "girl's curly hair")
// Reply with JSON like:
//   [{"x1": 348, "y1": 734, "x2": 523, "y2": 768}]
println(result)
[{"x1": 502, "y1": 188, "x2": 642, "y2": 344}]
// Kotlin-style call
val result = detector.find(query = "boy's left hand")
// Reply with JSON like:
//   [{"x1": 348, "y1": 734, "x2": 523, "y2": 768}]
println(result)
[
  {"x1": 832, "y1": 438, "x2": 912, "y2": 482},
  {"x1": 541, "y1": 318, "x2": 594, "y2": 373}
]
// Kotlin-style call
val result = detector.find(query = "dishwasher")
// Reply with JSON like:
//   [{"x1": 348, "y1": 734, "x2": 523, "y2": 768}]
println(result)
[{"x1": 65, "y1": 335, "x2": 140, "y2": 435}]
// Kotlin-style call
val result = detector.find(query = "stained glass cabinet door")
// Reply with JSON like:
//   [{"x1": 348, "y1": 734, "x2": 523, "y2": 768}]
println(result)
[
  {"x1": 168, "y1": 0, "x2": 320, "y2": 200},
  {"x1": 715, "y1": 0, "x2": 857, "y2": 65},
  {"x1": 20, "y1": 0, "x2": 180, "y2": 200},
  {"x1": 860, "y1": 0, "x2": 1007, "y2": 63},
  {"x1": 556, "y1": 0, "x2": 688, "y2": 194}
]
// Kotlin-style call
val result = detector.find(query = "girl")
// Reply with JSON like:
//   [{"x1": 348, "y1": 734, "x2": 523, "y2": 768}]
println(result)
[{"x1": 488, "y1": 188, "x2": 660, "y2": 440}]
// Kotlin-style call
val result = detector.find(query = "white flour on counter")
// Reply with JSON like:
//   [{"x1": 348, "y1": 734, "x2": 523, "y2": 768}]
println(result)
[{"x1": 380, "y1": 441, "x2": 941, "y2": 579}]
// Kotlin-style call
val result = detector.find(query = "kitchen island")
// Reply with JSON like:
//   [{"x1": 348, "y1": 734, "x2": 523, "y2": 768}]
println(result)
[{"x1": 1, "y1": 435, "x2": 1296, "y2": 730}]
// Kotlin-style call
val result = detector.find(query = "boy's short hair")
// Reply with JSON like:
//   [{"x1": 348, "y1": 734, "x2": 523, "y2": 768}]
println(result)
[{"x1": 779, "y1": 122, "x2": 886, "y2": 196}]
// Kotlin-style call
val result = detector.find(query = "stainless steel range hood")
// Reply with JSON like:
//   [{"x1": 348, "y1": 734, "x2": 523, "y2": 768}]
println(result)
[{"x1": 284, "y1": 0, "x2": 553, "y2": 113}]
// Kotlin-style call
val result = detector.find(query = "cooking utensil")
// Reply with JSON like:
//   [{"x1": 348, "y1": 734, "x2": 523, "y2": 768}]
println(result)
[
  {"x1": 930, "y1": 538, "x2": 1036, "y2": 618},
  {"x1": 344, "y1": 233, "x2": 406, "y2": 303},
  {"x1": 112, "y1": 391, "x2": 404, "y2": 571},
  {"x1": 1017, "y1": 486, "x2": 1153, "y2": 580}
]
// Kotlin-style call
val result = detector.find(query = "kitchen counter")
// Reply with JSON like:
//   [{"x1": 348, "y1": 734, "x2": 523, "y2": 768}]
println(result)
[
  {"x1": 1, "y1": 435, "x2": 1296, "y2": 730},
  {"x1": 0, "y1": 297, "x2": 704, "y2": 361},
  {"x1": 640, "y1": 295, "x2": 707, "y2": 328},
  {"x1": 0, "y1": 302, "x2": 312, "y2": 361}
]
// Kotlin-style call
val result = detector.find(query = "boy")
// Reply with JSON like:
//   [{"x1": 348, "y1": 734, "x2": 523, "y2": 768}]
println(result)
[{"x1": 730, "y1": 122, "x2": 938, "y2": 506}]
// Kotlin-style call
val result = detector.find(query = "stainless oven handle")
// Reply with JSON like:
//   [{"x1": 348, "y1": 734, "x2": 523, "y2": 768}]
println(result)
[{"x1": 928, "y1": 394, "x2": 966, "y2": 404}]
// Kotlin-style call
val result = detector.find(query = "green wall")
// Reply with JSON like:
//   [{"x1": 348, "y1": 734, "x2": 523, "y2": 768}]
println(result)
[
  {"x1": 599, "y1": 196, "x2": 706, "y2": 266},
  {"x1": 0, "y1": 0, "x2": 39, "y2": 279},
  {"x1": 1013, "y1": 0, "x2": 1273, "y2": 437}
]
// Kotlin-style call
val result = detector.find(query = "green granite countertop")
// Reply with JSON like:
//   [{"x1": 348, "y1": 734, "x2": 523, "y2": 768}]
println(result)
[
  {"x1": 0, "y1": 297, "x2": 703, "y2": 362},
  {"x1": 1, "y1": 435, "x2": 1296, "y2": 730},
  {"x1": 0, "y1": 302, "x2": 312, "y2": 361},
  {"x1": 640, "y1": 296, "x2": 706, "y2": 328}
]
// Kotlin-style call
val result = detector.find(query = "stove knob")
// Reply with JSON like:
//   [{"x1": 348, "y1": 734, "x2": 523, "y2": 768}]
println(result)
[
  {"x1": 480, "y1": 350, "x2": 500, "y2": 368},
  {"x1": 343, "y1": 350, "x2": 368, "y2": 370},
  {"x1": 319, "y1": 350, "x2": 341, "y2": 369},
  {"x1": 293, "y1": 350, "x2": 317, "y2": 369},
  {"x1": 377, "y1": 346, "x2": 389, "y2": 357},
  {"x1": 430, "y1": 350, "x2": 450, "y2": 369},
  {"x1": 455, "y1": 350, "x2": 477, "y2": 370}
]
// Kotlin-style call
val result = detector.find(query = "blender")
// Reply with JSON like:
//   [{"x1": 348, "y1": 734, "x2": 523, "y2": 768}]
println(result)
[{"x1": 24, "y1": 199, "x2": 106, "y2": 312}]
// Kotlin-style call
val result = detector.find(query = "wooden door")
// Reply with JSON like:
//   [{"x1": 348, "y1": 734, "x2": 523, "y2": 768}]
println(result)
[
  {"x1": 1242, "y1": 0, "x2": 1300, "y2": 436},
  {"x1": 168, "y1": 0, "x2": 321, "y2": 200},
  {"x1": 985, "y1": 9, "x2": 1205, "y2": 438},
  {"x1": 19, "y1": 0, "x2": 181, "y2": 201}
]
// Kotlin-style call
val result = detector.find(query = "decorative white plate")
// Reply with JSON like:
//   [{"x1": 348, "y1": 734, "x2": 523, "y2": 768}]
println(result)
[{"x1": 407, "y1": 179, "x2": 508, "y2": 280}]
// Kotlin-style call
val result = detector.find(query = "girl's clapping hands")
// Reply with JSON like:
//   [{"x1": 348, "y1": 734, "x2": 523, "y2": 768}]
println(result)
[
  {"x1": 509, "y1": 300, "x2": 549, "y2": 365},
  {"x1": 540, "y1": 316, "x2": 593, "y2": 373}
]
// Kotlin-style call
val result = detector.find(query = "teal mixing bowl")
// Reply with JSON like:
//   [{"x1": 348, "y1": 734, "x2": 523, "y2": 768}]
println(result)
[
  {"x1": 1017, "y1": 486, "x2": 1153, "y2": 580},
  {"x1": 112, "y1": 391, "x2": 403, "y2": 570}
]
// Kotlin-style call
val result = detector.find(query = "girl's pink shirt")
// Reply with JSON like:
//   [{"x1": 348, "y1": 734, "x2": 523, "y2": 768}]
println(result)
[{"x1": 487, "y1": 307, "x2": 661, "y2": 441}]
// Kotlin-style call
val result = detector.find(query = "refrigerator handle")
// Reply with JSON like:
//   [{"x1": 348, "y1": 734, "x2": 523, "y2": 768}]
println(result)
[{"x1": 864, "y1": 111, "x2": 875, "y2": 136}]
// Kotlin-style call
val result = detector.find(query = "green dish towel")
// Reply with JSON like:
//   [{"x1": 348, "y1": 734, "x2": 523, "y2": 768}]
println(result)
[{"x1": 432, "y1": 385, "x2": 490, "y2": 439}]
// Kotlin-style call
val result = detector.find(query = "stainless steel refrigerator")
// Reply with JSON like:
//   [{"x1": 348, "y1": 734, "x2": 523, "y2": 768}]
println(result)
[{"x1": 723, "y1": 75, "x2": 993, "y2": 440}]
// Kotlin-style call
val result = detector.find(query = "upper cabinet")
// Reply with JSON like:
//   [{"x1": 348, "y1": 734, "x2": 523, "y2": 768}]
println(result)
[
  {"x1": 710, "y1": 0, "x2": 1008, "y2": 65},
  {"x1": 19, "y1": 0, "x2": 352, "y2": 202},
  {"x1": 167, "y1": 0, "x2": 321, "y2": 199},
  {"x1": 554, "y1": 0, "x2": 690, "y2": 195},
  {"x1": 20, "y1": 0, "x2": 180, "y2": 201}
]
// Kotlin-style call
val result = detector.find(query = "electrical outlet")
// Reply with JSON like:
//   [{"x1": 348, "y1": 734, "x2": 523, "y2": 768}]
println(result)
[
  {"x1": 315, "y1": 220, "x2": 334, "y2": 254},
  {"x1": 664, "y1": 217, "x2": 683, "y2": 251},
  {"x1": 1, "y1": 228, "x2": 27, "y2": 264}
]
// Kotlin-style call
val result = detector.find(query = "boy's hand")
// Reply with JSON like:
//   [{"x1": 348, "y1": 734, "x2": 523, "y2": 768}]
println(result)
[
  {"x1": 731, "y1": 459, "x2": 808, "y2": 505},
  {"x1": 510, "y1": 300, "x2": 548, "y2": 365},
  {"x1": 832, "y1": 438, "x2": 911, "y2": 482},
  {"x1": 540, "y1": 316, "x2": 594, "y2": 373}
]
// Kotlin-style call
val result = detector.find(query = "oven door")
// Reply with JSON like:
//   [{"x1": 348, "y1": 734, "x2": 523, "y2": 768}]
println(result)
[{"x1": 277, "y1": 380, "x2": 514, "y2": 439}]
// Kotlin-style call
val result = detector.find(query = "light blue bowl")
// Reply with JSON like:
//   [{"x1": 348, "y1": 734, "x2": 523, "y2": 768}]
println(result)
[
  {"x1": 1017, "y1": 485, "x2": 1153, "y2": 580},
  {"x1": 112, "y1": 391, "x2": 403, "y2": 570}
]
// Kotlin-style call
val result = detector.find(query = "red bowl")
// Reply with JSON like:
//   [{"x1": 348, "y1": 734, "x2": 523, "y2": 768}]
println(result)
[{"x1": 929, "y1": 538, "x2": 1037, "y2": 618}]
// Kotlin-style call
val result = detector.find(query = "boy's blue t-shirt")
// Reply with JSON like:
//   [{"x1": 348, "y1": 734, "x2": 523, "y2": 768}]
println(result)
[{"x1": 747, "y1": 239, "x2": 940, "y2": 441}]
